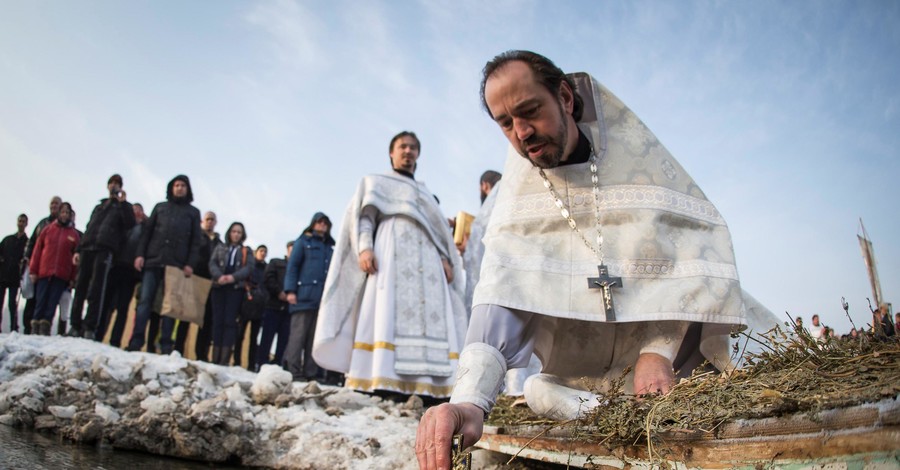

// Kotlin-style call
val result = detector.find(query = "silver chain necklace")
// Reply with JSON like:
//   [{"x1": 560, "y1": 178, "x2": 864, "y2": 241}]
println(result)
[
  {"x1": 537, "y1": 154, "x2": 604, "y2": 263},
  {"x1": 537, "y1": 153, "x2": 623, "y2": 321}
]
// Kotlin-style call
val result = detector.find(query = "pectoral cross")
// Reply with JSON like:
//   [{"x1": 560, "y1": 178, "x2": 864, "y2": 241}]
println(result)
[{"x1": 588, "y1": 265, "x2": 622, "y2": 321}]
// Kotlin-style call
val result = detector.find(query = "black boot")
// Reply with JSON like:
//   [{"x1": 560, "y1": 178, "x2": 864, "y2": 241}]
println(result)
[
  {"x1": 217, "y1": 346, "x2": 233, "y2": 366},
  {"x1": 211, "y1": 346, "x2": 222, "y2": 365},
  {"x1": 57, "y1": 320, "x2": 67, "y2": 336}
]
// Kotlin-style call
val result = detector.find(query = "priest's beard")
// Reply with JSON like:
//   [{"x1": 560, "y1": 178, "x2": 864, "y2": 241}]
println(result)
[{"x1": 518, "y1": 103, "x2": 569, "y2": 169}]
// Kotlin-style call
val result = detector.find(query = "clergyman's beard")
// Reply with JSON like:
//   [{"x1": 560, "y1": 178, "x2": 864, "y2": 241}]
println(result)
[{"x1": 518, "y1": 108, "x2": 568, "y2": 169}]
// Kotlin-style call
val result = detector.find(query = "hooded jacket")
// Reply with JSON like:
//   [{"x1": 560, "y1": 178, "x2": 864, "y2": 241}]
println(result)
[
  {"x1": 29, "y1": 220, "x2": 80, "y2": 281},
  {"x1": 283, "y1": 212, "x2": 335, "y2": 312},
  {"x1": 137, "y1": 175, "x2": 202, "y2": 270}
]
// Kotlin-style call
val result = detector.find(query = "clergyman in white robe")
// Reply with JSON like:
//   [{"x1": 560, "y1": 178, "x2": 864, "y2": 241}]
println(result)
[
  {"x1": 454, "y1": 70, "x2": 762, "y2": 417},
  {"x1": 313, "y1": 171, "x2": 468, "y2": 398}
]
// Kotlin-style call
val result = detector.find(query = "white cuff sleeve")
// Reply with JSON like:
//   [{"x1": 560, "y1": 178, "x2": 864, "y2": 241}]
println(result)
[
  {"x1": 639, "y1": 321, "x2": 690, "y2": 363},
  {"x1": 358, "y1": 209, "x2": 375, "y2": 253},
  {"x1": 449, "y1": 343, "x2": 508, "y2": 415}
]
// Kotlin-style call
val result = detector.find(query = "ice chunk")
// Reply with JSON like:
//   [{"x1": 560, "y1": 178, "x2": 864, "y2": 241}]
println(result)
[
  {"x1": 48, "y1": 405, "x2": 77, "y2": 419},
  {"x1": 140, "y1": 396, "x2": 177, "y2": 415},
  {"x1": 95, "y1": 402, "x2": 120, "y2": 424},
  {"x1": 251, "y1": 365, "x2": 292, "y2": 404}
]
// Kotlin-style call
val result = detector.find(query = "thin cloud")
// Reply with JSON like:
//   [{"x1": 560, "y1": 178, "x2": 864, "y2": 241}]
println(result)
[{"x1": 245, "y1": 0, "x2": 327, "y2": 71}]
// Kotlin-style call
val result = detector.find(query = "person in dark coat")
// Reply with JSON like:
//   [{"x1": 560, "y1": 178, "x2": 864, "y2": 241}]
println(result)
[
  {"x1": 0, "y1": 214, "x2": 28, "y2": 332},
  {"x1": 97, "y1": 202, "x2": 146, "y2": 347},
  {"x1": 28, "y1": 202, "x2": 80, "y2": 336},
  {"x1": 193, "y1": 211, "x2": 222, "y2": 362},
  {"x1": 21, "y1": 196, "x2": 61, "y2": 334},
  {"x1": 70, "y1": 174, "x2": 136, "y2": 339},
  {"x1": 256, "y1": 241, "x2": 293, "y2": 369},
  {"x1": 234, "y1": 245, "x2": 267, "y2": 370},
  {"x1": 283, "y1": 212, "x2": 334, "y2": 381},
  {"x1": 208, "y1": 221, "x2": 255, "y2": 365},
  {"x1": 127, "y1": 175, "x2": 202, "y2": 354}
]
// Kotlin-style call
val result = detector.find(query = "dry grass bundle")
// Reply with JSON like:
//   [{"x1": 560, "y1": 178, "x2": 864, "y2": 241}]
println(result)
[{"x1": 486, "y1": 324, "x2": 900, "y2": 450}]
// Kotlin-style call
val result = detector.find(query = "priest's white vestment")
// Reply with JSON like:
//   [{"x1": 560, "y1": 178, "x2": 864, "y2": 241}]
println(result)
[{"x1": 463, "y1": 73, "x2": 759, "y2": 404}]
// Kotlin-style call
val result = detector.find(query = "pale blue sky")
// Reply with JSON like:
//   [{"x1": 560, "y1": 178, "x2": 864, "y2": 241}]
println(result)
[{"x1": 1, "y1": 0, "x2": 897, "y2": 333}]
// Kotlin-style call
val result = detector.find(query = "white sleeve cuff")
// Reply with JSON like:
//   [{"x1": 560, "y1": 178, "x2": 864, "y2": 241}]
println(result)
[
  {"x1": 449, "y1": 343, "x2": 508, "y2": 415},
  {"x1": 639, "y1": 321, "x2": 690, "y2": 363},
  {"x1": 358, "y1": 211, "x2": 375, "y2": 253}
]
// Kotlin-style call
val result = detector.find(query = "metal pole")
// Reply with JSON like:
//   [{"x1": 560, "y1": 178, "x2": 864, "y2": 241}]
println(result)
[{"x1": 91, "y1": 251, "x2": 114, "y2": 340}]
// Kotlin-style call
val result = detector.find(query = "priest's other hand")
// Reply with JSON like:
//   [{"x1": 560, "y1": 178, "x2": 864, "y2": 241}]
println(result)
[
  {"x1": 415, "y1": 402, "x2": 484, "y2": 470},
  {"x1": 358, "y1": 249, "x2": 378, "y2": 274},
  {"x1": 634, "y1": 352, "x2": 675, "y2": 396}
]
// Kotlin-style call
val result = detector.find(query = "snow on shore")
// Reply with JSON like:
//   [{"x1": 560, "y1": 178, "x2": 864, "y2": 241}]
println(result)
[{"x1": 0, "y1": 333, "x2": 421, "y2": 469}]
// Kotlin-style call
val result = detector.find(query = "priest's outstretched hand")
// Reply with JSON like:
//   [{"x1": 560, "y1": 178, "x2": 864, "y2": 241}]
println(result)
[
  {"x1": 634, "y1": 352, "x2": 675, "y2": 396},
  {"x1": 415, "y1": 402, "x2": 484, "y2": 470}
]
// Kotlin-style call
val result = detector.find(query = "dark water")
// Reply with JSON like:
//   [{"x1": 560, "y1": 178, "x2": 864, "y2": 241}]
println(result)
[{"x1": 0, "y1": 425, "x2": 242, "y2": 469}]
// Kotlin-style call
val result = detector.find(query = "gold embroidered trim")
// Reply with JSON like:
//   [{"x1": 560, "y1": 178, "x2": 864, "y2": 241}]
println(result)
[
  {"x1": 345, "y1": 376, "x2": 454, "y2": 396},
  {"x1": 353, "y1": 341, "x2": 459, "y2": 359},
  {"x1": 353, "y1": 341, "x2": 395, "y2": 351}
]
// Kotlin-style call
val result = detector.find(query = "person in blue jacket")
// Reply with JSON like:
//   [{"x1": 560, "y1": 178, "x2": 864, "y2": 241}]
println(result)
[{"x1": 283, "y1": 212, "x2": 334, "y2": 381}]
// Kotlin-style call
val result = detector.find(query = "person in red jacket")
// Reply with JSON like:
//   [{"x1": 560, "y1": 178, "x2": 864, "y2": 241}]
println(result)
[{"x1": 28, "y1": 202, "x2": 80, "y2": 336}]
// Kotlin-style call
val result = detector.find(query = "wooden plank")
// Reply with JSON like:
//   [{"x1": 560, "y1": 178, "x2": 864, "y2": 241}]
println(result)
[{"x1": 477, "y1": 428, "x2": 900, "y2": 469}]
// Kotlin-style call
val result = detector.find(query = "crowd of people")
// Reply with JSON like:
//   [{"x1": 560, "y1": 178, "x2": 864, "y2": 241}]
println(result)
[
  {"x1": 0, "y1": 143, "x2": 506, "y2": 396},
  {"x1": 0, "y1": 174, "x2": 344, "y2": 385}
]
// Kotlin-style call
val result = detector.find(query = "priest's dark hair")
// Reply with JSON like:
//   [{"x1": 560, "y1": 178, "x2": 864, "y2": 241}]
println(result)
[
  {"x1": 480, "y1": 170, "x2": 502, "y2": 188},
  {"x1": 388, "y1": 131, "x2": 421, "y2": 153},
  {"x1": 480, "y1": 50, "x2": 584, "y2": 123}
]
